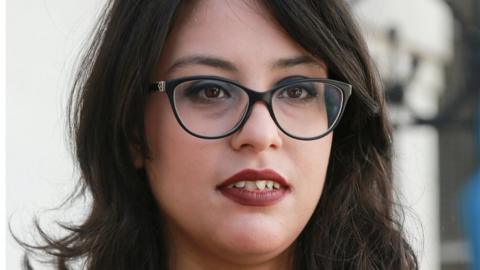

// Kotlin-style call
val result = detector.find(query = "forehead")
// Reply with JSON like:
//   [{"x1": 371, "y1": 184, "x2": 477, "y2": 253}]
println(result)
[
  {"x1": 175, "y1": 0, "x2": 274, "y2": 30},
  {"x1": 157, "y1": 0, "x2": 317, "y2": 77}
]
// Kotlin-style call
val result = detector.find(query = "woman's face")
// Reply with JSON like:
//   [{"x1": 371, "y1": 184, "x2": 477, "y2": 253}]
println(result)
[{"x1": 141, "y1": 0, "x2": 332, "y2": 267}]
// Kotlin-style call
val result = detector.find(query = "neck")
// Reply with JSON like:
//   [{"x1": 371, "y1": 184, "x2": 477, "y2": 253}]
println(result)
[{"x1": 168, "y1": 248, "x2": 295, "y2": 270}]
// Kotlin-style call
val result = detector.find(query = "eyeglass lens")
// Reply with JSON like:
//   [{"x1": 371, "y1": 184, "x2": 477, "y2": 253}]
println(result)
[{"x1": 172, "y1": 79, "x2": 344, "y2": 138}]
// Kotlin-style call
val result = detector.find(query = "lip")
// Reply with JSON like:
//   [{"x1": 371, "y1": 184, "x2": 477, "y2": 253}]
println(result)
[
  {"x1": 218, "y1": 168, "x2": 290, "y2": 189},
  {"x1": 217, "y1": 169, "x2": 290, "y2": 206}
]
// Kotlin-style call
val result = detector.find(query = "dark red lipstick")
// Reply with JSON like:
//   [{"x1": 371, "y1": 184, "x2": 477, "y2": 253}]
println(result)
[{"x1": 217, "y1": 169, "x2": 290, "y2": 206}]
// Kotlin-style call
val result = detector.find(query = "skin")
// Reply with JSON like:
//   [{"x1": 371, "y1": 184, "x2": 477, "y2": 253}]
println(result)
[{"x1": 136, "y1": 1, "x2": 332, "y2": 269}]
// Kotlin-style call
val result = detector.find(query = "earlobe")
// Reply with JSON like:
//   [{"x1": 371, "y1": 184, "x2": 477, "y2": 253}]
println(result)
[{"x1": 130, "y1": 144, "x2": 145, "y2": 169}]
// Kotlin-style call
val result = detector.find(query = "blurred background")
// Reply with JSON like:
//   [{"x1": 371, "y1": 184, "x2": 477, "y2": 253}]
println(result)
[
  {"x1": 6, "y1": 0, "x2": 480, "y2": 269},
  {"x1": 350, "y1": 0, "x2": 480, "y2": 269}
]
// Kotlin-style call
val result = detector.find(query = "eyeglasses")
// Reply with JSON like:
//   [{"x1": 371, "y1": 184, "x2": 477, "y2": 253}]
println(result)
[{"x1": 149, "y1": 76, "x2": 352, "y2": 140}]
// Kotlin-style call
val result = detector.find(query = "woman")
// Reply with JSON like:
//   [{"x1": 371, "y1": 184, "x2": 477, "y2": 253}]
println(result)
[{"x1": 19, "y1": 0, "x2": 418, "y2": 269}]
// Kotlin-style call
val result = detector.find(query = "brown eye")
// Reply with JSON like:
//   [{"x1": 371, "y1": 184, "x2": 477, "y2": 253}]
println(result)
[
  {"x1": 276, "y1": 84, "x2": 317, "y2": 104},
  {"x1": 286, "y1": 87, "x2": 306, "y2": 98},
  {"x1": 203, "y1": 87, "x2": 223, "y2": 98}
]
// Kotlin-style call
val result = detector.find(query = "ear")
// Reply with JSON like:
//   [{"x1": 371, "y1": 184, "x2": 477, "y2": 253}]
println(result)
[{"x1": 130, "y1": 143, "x2": 145, "y2": 169}]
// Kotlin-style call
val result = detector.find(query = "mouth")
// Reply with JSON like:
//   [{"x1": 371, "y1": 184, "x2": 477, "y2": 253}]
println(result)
[{"x1": 217, "y1": 169, "x2": 291, "y2": 206}]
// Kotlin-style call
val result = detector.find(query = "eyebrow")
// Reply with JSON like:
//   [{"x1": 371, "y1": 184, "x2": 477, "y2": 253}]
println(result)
[
  {"x1": 167, "y1": 55, "x2": 239, "y2": 73},
  {"x1": 166, "y1": 54, "x2": 323, "y2": 73},
  {"x1": 271, "y1": 55, "x2": 323, "y2": 69}
]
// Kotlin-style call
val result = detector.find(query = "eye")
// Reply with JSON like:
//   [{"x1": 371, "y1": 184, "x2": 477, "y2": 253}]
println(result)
[
  {"x1": 283, "y1": 87, "x2": 308, "y2": 99},
  {"x1": 179, "y1": 81, "x2": 235, "y2": 105},
  {"x1": 201, "y1": 86, "x2": 226, "y2": 99},
  {"x1": 185, "y1": 83, "x2": 231, "y2": 100},
  {"x1": 278, "y1": 86, "x2": 316, "y2": 100}
]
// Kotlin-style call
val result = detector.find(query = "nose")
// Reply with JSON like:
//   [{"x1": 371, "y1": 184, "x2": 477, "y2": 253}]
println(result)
[{"x1": 229, "y1": 102, "x2": 283, "y2": 152}]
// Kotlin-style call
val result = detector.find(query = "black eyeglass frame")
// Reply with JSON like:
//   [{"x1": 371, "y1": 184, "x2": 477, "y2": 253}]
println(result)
[{"x1": 149, "y1": 75, "x2": 352, "y2": 140}]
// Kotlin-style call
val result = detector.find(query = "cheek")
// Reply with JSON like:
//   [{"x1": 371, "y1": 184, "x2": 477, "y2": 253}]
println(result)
[
  {"x1": 300, "y1": 135, "x2": 332, "y2": 180},
  {"x1": 143, "y1": 95, "x2": 222, "y2": 217},
  {"x1": 289, "y1": 135, "x2": 332, "y2": 212},
  {"x1": 144, "y1": 96, "x2": 194, "y2": 195}
]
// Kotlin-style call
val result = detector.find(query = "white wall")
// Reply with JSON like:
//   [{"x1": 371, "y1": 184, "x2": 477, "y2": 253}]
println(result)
[
  {"x1": 6, "y1": 1, "x2": 103, "y2": 269},
  {"x1": 2, "y1": 0, "x2": 7, "y2": 268}
]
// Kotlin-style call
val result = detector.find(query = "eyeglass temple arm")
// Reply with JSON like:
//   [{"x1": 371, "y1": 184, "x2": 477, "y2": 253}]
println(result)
[{"x1": 149, "y1": 81, "x2": 166, "y2": 92}]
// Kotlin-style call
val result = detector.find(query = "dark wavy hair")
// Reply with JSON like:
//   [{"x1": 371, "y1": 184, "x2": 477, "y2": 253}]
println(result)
[{"x1": 15, "y1": 0, "x2": 418, "y2": 269}]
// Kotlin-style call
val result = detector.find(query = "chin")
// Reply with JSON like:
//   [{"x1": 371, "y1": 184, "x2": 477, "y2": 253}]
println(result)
[{"x1": 214, "y1": 225, "x2": 293, "y2": 261}]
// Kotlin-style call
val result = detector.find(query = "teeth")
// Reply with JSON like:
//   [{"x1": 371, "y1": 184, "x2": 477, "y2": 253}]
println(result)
[
  {"x1": 266, "y1": 181, "x2": 274, "y2": 190},
  {"x1": 229, "y1": 180, "x2": 282, "y2": 190},
  {"x1": 245, "y1": 181, "x2": 257, "y2": 190},
  {"x1": 255, "y1": 180, "x2": 266, "y2": 190},
  {"x1": 233, "y1": 181, "x2": 246, "y2": 188}
]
